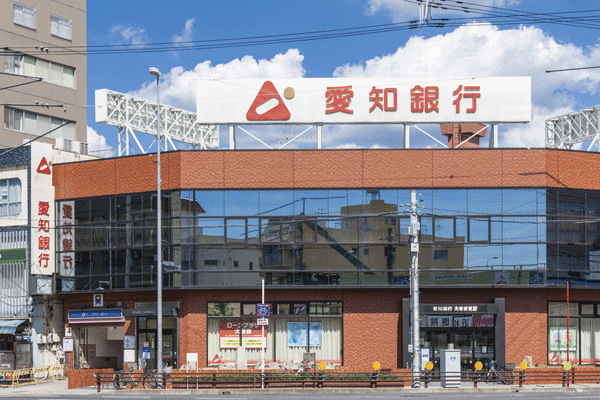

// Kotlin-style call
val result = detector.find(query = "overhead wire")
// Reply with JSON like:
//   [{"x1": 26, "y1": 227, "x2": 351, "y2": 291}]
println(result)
[{"x1": 5, "y1": 6, "x2": 600, "y2": 56}]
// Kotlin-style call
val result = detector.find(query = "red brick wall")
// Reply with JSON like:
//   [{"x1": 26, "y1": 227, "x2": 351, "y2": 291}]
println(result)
[
  {"x1": 54, "y1": 149, "x2": 600, "y2": 199},
  {"x1": 63, "y1": 287, "x2": 600, "y2": 370}
]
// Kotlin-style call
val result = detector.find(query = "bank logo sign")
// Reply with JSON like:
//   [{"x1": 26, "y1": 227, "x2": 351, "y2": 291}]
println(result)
[{"x1": 197, "y1": 77, "x2": 531, "y2": 125}]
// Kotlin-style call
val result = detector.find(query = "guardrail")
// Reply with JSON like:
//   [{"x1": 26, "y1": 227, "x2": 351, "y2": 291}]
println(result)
[
  {"x1": 0, "y1": 365, "x2": 66, "y2": 388},
  {"x1": 93, "y1": 367, "x2": 600, "y2": 391}
]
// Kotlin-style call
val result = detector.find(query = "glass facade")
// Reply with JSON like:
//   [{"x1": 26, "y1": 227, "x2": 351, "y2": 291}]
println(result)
[{"x1": 56, "y1": 188, "x2": 600, "y2": 291}]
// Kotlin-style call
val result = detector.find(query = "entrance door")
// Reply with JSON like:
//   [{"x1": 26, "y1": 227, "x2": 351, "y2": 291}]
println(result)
[
  {"x1": 424, "y1": 330, "x2": 494, "y2": 370},
  {"x1": 136, "y1": 317, "x2": 178, "y2": 369},
  {"x1": 449, "y1": 332, "x2": 473, "y2": 370}
]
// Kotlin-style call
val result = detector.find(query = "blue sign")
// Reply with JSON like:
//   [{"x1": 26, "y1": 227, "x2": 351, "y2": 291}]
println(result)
[
  {"x1": 143, "y1": 347, "x2": 151, "y2": 359},
  {"x1": 68, "y1": 309, "x2": 124, "y2": 323},
  {"x1": 256, "y1": 304, "x2": 270, "y2": 317},
  {"x1": 22, "y1": 335, "x2": 31, "y2": 342}
]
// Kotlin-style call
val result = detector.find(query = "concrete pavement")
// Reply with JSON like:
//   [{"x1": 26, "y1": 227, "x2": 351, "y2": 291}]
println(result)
[{"x1": 1, "y1": 379, "x2": 600, "y2": 396}]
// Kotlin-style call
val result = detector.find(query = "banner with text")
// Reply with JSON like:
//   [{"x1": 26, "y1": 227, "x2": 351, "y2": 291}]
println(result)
[{"x1": 197, "y1": 77, "x2": 531, "y2": 125}]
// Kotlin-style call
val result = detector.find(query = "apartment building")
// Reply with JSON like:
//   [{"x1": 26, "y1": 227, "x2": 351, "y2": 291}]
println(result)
[
  {"x1": 2, "y1": 0, "x2": 87, "y2": 152},
  {"x1": 0, "y1": 1, "x2": 87, "y2": 369}
]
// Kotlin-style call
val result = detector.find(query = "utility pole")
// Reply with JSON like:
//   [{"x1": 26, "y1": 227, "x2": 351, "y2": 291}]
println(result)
[{"x1": 410, "y1": 189, "x2": 421, "y2": 388}]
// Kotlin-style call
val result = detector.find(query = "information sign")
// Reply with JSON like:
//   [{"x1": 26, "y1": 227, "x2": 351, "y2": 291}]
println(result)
[{"x1": 257, "y1": 304, "x2": 270, "y2": 316}]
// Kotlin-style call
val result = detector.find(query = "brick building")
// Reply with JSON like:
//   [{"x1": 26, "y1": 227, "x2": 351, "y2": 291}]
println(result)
[{"x1": 53, "y1": 147, "x2": 600, "y2": 371}]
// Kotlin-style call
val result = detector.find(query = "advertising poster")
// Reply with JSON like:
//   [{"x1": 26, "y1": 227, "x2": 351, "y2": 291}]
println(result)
[
  {"x1": 549, "y1": 327, "x2": 577, "y2": 351},
  {"x1": 287, "y1": 322, "x2": 321, "y2": 347},
  {"x1": 219, "y1": 321, "x2": 266, "y2": 349}
]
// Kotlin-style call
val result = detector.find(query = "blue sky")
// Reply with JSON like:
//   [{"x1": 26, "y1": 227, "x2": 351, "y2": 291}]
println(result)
[{"x1": 85, "y1": 0, "x2": 600, "y2": 154}]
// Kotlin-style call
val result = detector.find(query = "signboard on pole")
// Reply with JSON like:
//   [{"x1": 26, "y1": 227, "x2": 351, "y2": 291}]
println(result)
[{"x1": 197, "y1": 77, "x2": 531, "y2": 125}]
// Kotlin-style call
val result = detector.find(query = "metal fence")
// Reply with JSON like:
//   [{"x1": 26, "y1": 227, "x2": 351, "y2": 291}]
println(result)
[{"x1": 94, "y1": 368, "x2": 600, "y2": 391}]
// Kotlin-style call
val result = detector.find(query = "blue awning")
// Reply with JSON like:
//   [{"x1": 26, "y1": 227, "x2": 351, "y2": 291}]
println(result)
[{"x1": 0, "y1": 319, "x2": 27, "y2": 334}]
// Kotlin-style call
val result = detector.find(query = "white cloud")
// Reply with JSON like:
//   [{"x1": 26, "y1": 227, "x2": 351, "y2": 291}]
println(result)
[
  {"x1": 173, "y1": 19, "x2": 195, "y2": 45},
  {"x1": 366, "y1": 0, "x2": 520, "y2": 22},
  {"x1": 334, "y1": 23, "x2": 600, "y2": 147},
  {"x1": 86, "y1": 126, "x2": 114, "y2": 156},
  {"x1": 109, "y1": 24, "x2": 148, "y2": 45},
  {"x1": 128, "y1": 48, "x2": 306, "y2": 112},
  {"x1": 500, "y1": 105, "x2": 574, "y2": 148}
]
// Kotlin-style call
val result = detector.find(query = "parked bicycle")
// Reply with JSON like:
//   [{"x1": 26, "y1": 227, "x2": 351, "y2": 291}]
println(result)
[
  {"x1": 113, "y1": 364, "x2": 159, "y2": 390},
  {"x1": 483, "y1": 358, "x2": 514, "y2": 385}
]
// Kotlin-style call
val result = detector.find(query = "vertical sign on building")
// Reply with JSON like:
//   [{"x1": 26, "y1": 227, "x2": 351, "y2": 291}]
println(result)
[
  {"x1": 58, "y1": 200, "x2": 75, "y2": 277},
  {"x1": 30, "y1": 143, "x2": 55, "y2": 276}
]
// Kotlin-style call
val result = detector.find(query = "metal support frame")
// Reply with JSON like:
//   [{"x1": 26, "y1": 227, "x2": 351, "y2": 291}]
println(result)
[
  {"x1": 546, "y1": 105, "x2": 600, "y2": 151},
  {"x1": 231, "y1": 125, "x2": 322, "y2": 149},
  {"x1": 95, "y1": 89, "x2": 219, "y2": 156}
]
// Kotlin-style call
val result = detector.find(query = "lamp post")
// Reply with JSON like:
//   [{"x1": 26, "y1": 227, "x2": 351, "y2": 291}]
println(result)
[
  {"x1": 149, "y1": 67, "x2": 163, "y2": 385},
  {"x1": 486, "y1": 256, "x2": 499, "y2": 268}
]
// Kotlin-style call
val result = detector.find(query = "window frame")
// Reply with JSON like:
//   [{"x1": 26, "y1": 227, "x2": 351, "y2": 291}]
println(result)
[
  {"x1": 3, "y1": 54, "x2": 75, "y2": 89},
  {"x1": 0, "y1": 178, "x2": 22, "y2": 218},
  {"x1": 4, "y1": 107, "x2": 74, "y2": 138},
  {"x1": 13, "y1": 2, "x2": 36, "y2": 30},
  {"x1": 50, "y1": 14, "x2": 72, "y2": 40}
]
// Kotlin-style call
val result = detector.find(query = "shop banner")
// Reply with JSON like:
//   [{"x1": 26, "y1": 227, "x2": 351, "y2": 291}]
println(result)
[
  {"x1": 426, "y1": 315, "x2": 472, "y2": 328},
  {"x1": 219, "y1": 321, "x2": 266, "y2": 349},
  {"x1": 287, "y1": 322, "x2": 321, "y2": 347},
  {"x1": 549, "y1": 327, "x2": 577, "y2": 351}
]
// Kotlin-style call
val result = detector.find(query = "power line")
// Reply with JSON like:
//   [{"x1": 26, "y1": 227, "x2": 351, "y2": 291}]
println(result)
[
  {"x1": 546, "y1": 65, "x2": 600, "y2": 73},
  {"x1": 6, "y1": 7, "x2": 600, "y2": 56}
]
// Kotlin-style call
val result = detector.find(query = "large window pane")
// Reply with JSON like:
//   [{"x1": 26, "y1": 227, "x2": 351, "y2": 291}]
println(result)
[
  {"x1": 50, "y1": 62, "x2": 62, "y2": 85},
  {"x1": 63, "y1": 66, "x2": 75, "y2": 88},
  {"x1": 23, "y1": 112, "x2": 36, "y2": 134},
  {"x1": 23, "y1": 56, "x2": 36, "y2": 77},
  {"x1": 225, "y1": 191, "x2": 258, "y2": 216},
  {"x1": 468, "y1": 189, "x2": 502, "y2": 215},
  {"x1": 37, "y1": 59, "x2": 49, "y2": 81},
  {"x1": 433, "y1": 190, "x2": 467, "y2": 216},
  {"x1": 259, "y1": 190, "x2": 294, "y2": 216}
]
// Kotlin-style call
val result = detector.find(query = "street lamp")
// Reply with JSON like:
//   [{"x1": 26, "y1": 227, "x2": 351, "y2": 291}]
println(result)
[
  {"x1": 486, "y1": 256, "x2": 499, "y2": 268},
  {"x1": 149, "y1": 67, "x2": 163, "y2": 385}
]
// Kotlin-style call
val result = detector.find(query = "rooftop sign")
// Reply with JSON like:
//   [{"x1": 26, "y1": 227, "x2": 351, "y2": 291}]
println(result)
[{"x1": 197, "y1": 77, "x2": 531, "y2": 125}]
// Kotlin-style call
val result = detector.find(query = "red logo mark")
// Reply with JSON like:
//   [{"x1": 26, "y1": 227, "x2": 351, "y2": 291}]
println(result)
[
  {"x1": 211, "y1": 354, "x2": 223, "y2": 364},
  {"x1": 36, "y1": 157, "x2": 51, "y2": 175},
  {"x1": 246, "y1": 81, "x2": 291, "y2": 121}
]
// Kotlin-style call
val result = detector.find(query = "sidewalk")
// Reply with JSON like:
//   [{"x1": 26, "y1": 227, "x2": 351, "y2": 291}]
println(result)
[{"x1": 2, "y1": 379, "x2": 600, "y2": 396}]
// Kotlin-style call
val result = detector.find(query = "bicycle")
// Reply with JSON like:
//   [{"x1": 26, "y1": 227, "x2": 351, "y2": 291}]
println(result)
[
  {"x1": 113, "y1": 365, "x2": 159, "y2": 390},
  {"x1": 483, "y1": 359, "x2": 514, "y2": 385}
]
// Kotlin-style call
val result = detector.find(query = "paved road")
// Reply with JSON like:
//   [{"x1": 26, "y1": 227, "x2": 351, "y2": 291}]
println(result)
[{"x1": 2, "y1": 381, "x2": 600, "y2": 399}]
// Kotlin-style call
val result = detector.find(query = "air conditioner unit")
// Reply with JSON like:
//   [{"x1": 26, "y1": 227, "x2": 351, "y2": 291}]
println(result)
[
  {"x1": 52, "y1": 333, "x2": 60, "y2": 342},
  {"x1": 54, "y1": 137, "x2": 73, "y2": 152},
  {"x1": 47, "y1": 334, "x2": 53, "y2": 343},
  {"x1": 36, "y1": 334, "x2": 44, "y2": 343}
]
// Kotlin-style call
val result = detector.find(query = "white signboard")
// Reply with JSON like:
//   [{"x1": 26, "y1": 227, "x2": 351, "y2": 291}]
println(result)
[
  {"x1": 197, "y1": 77, "x2": 531, "y2": 124},
  {"x1": 58, "y1": 201, "x2": 75, "y2": 277},
  {"x1": 63, "y1": 337, "x2": 73, "y2": 352},
  {"x1": 124, "y1": 349, "x2": 135, "y2": 363},
  {"x1": 30, "y1": 142, "x2": 55, "y2": 276}
]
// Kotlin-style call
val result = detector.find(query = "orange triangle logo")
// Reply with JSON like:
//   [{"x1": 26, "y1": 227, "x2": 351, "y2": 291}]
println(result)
[
  {"x1": 246, "y1": 81, "x2": 291, "y2": 121},
  {"x1": 36, "y1": 157, "x2": 51, "y2": 175},
  {"x1": 212, "y1": 354, "x2": 222, "y2": 364}
]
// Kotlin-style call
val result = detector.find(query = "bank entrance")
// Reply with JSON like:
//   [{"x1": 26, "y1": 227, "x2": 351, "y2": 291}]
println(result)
[{"x1": 402, "y1": 298, "x2": 505, "y2": 370}]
